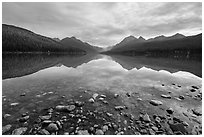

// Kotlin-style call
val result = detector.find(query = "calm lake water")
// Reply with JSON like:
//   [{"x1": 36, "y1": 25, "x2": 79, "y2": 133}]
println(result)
[{"x1": 2, "y1": 53, "x2": 202, "y2": 135}]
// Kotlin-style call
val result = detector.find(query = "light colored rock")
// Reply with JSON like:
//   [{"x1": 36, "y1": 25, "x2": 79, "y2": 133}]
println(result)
[
  {"x1": 114, "y1": 94, "x2": 119, "y2": 98},
  {"x1": 100, "y1": 95, "x2": 106, "y2": 98},
  {"x1": 47, "y1": 123, "x2": 59, "y2": 132},
  {"x1": 12, "y1": 127, "x2": 27, "y2": 135},
  {"x1": 96, "y1": 129, "x2": 104, "y2": 135},
  {"x1": 88, "y1": 98, "x2": 95, "y2": 103},
  {"x1": 150, "y1": 100, "x2": 163, "y2": 106},
  {"x1": 77, "y1": 130, "x2": 90, "y2": 135},
  {"x1": 143, "y1": 113, "x2": 151, "y2": 122},
  {"x1": 39, "y1": 115, "x2": 51, "y2": 120},
  {"x1": 92, "y1": 93, "x2": 99, "y2": 99},
  {"x1": 102, "y1": 125, "x2": 109, "y2": 132},
  {"x1": 161, "y1": 94, "x2": 171, "y2": 99},
  {"x1": 10, "y1": 103, "x2": 19, "y2": 106},
  {"x1": 2, "y1": 124, "x2": 12, "y2": 134},
  {"x1": 55, "y1": 105, "x2": 75, "y2": 112},
  {"x1": 4, "y1": 114, "x2": 11, "y2": 119}
]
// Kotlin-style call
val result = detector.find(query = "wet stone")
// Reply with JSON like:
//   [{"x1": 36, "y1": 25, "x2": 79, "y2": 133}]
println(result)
[
  {"x1": 2, "y1": 124, "x2": 12, "y2": 134},
  {"x1": 150, "y1": 100, "x2": 163, "y2": 106},
  {"x1": 12, "y1": 127, "x2": 27, "y2": 135}
]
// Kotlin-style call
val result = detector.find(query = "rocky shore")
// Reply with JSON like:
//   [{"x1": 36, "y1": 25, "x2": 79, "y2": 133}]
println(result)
[{"x1": 2, "y1": 83, "x2": 202, "y2": 135}]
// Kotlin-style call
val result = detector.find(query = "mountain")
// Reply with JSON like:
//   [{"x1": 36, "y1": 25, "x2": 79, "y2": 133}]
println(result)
[
  {"x1": 53, "y1": 38, "x2": 61, "y2": 42},
  {"x1": 105, "y1": 33, "x2": 202, "y2": 60},
  {"x1": 2, "y1": 24, "x2": 85, "y2": 54},
  {"x1": 60, "y1": 36, "x2": 102, "y2": 53}
]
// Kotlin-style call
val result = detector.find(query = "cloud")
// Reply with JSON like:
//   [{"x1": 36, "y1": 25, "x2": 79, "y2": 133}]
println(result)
[{"x1": 2, "y1": 2, "x2": 202, "y2": 47}]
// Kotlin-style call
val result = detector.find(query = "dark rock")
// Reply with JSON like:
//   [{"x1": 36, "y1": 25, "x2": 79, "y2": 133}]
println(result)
[
  {"x1": 20, "y1": 93, "x2": 26, "y2": 96},
  {"x1": 168, "y1": 121, "x2": 187, "y2": 134},
  {"x1": 161, "y1": 94, "x2": 171, "y2": 99},
  {"x1": 192, "y1": 108, "x2": 202, "y2": 116},
  {"x1": 192, "y1": 86, "x2": 199, "y2": 89},
  {"x1": 2, "y1": 124, "x2": 12, "y2": 134},
  {"x1": 179, "y1": 95, "x2": 185, "y2": 100},
  {"x1": 150, "y1": 100, "x2": 163, "y2": 106},
  {"x1": 190, "y1": 89, "x2": 196, "y2": 92},
  {"x1": 88, "y1": 127, "x2": 95, "y2": 134},
  {"x1": 166, "y1": 108, "x2": 174, "y2": 114},
  {"x1": 47, "y1": 123, "x2": 59, "y2": 132},
  {"x1": 12, "y1": 127, "x2": 27, "y2": 135},
  {"x1": 126, "y1": 92, "x2": 131, "y2": 97}
]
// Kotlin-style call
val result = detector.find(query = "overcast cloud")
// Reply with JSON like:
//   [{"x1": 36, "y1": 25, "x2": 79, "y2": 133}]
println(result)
[{"x1": 2, "y1": 2, "x2": 202, "y2": 47}]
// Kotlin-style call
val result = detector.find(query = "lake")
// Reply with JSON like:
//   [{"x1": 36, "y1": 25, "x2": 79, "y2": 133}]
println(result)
[{"x1": 2, "y1": 53, "x2": 202, "y2": 135}]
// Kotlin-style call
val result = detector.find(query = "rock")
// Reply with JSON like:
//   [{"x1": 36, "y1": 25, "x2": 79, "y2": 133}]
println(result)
[
  {"x1": 150, "y1": 100, "x2": 163, "y2": 106},
  {"x1": 126, "y1": 92, "x2": 131, "y2": 97},
  {"x1": 39, "y1": 129, "x2": 50, "y2": 135},
  {"x1": 114, "y1": 106, "x2": 124, "y2": 111},
  {"x1": 106, "y1": 112, "x2": 113, "y2": 117},
  {"x1": 123, "y1": 120, "x2": 127, "y2": 125},
  {"x1": 20, "y1": 93, "x2": 26, "y2": 96},
  {"x1": 161, "y1": 94, "x2": 171, "y2": 99},
  {"x1": 19, "y1": 115, "x2": 29, "y2": 122},
  {"x1": 100, "y1": 95, "x2": 106, "y2": 98},
  {"x1": 98, "y1": 97, "x2": 104, "y2": 101},
  {"x1": 114, "y1": 94, "x2": 119, "y2": 98},
  {"x1": 155, "y1": 117, "x2": 161, "y2": 123},
  {"x1": 56, "y1": 121, "x2": 62, "y2": 129},
  {"x1": 96, "y1": 129, "x2": 104, "y2": 135},
  {"x1": 55, "y1": 105, "x2": 75, "y2": 112},
  {"x1": 102, "y1": 100, "x2": 108, "y2": 104},
  {"x1": 151, "y1": 126, "x2": 158, "y2": 131},
  {"x1": 168, "y1": 122, "x2": 187, "y2": 134},
  {"x1": 77, "y1": 130, "x2": 90, "y2": 135},
  {"x1": 149, "y1": 129, "x2": 155, "y2": 135},
  {"x1": 182, "y1": 121, "x2": 189, "y2": 127},
  {"x1": 12, "y1": 127, "x2": 27, "y2": 135},
  {"x1": 10, "y1": 103, "x2": 19, "y2": 106},
  {"x1": 2, "y1": 124, "x2": 12, "y2": 134},
  {"x1": 192, "y1": 108, "x2": 202, "y2": 116},
  {"x1": 192, "y1": 86, "x2": 199, "y2": 89},
  {"x1": 190, "y1": 89, "x2": 196, "y2": 92},
  {"x1": 143, "y1": 113, "x2": 151, "y2": 122},
  {"x1": 47, "y1": 123, "x2": 59, "y2": 132},
  {"x1": 88, "y1": 98, "x2": 95, "y2": 103},
  {"x1": 166, "y1": 108, "x2": 174, "y2": 114},
  {"x1": 179, "y1": 95, "x2": 185, "y2": 100},
  {"x1": 117, "y1": 131, "x2": 124, "y2": 135},
  {"x1": 4, "y1": 114, "x2": 11, "y2": 119},
  {"x1": 75, "y1": 101, "x2": 84, "y2": 107},
  {"x1": 137, "y1": 98, "x2": 142, "y2": 101},
  {"x1": 102, "y1": 125, "x2": 109, "y2": 132},
  {"x1": 39, "y1": 115, "x2": 51, "y2": 120},
  {"x1": 92, "y1": 93, "x2": 99, "y2": 99},
  {"x1": 64, "y1": 132, "x2": 69, "y2": 135},
  {"x1": 88, "y1": 127, "x2": 95, "y2": 134}
]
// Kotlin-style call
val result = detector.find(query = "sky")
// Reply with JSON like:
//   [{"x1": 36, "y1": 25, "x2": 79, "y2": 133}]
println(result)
[{"x1": 2, "y1": 2, "x2": 202, "y2": 48}]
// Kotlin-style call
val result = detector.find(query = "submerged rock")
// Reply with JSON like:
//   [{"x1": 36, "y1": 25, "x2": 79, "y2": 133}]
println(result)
[
  {"x1": 96, "y1": 129, "x2": 104, "y2": 135},
  {"x1": 161, "y1": 94, "x2": 171, "y2": 99},
  {"x1": 77, "y1": 130, "x2": 90, "y2": 135},
  {"x1": 12, "y1": 127, "x2": 27, "y2": 135},
  {"x1": 55, "y1": 105, "x2": 75, "y2": 112},
  {"x1": 47, "y1": 123, "x2": 59, "y2": 132},
  {"x1": 149, "y1": 100, "x2": 163, "y2": 106},
  {"x1": 2, "y1": 124, "x2": 12, "y2": 134}
]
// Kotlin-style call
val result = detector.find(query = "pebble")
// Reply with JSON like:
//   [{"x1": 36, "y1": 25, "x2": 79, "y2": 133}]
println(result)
[
  {"x1": 92, "y1": 93, "x2": 99, "y2": 99},
  {"x1": 39, "y1": 129, "x2": 50, "y2": 135},
  {"x1": 106, "y1": 112, "x2": 113, "y2": 117},
  {"x1": 2, "y1": 124, "x2": 12, "y2": 134},
  {"x1": 12, "y1": 127, "x2": 27, "y2": 135},
  {"x1": 114, "y1": 94, "x2": 119, "y2": 98},
  {"x1": 102, "y1": 125, "x2": 109, "y2": 132},
  {"x1": 55, "y1": 105, "x2": 75, "y2": 112},
  {"x1": 161, "y1": 94, "x2": 171, "y2": 99},
  {"x1": 149, "y1": 100, "x2": 163, "y2": 106},
  {"x1": 166, "y1": 108, "x2": 174, "y2": 114},
  {"x1": 10, "y1": 103, "x2": 19, "y2": 106},
  {"x1": 77, "y1": 130, "x2": 90, "y2": 135},
  {"x1": 143, "y1": 113, "x2": 151, "y2": 122},
  {"x1": 95, "y1": 129, "x2": 104, "y2": 135},
  {"x1": 88, "y1": 98, "x2": 95, "y2": 103},
  {"x1": 47, "y1": 123, "x2": 59, "y2": 132},
  {"x1": 4, "y1": 114, "x2": 11, "y2": 119}
]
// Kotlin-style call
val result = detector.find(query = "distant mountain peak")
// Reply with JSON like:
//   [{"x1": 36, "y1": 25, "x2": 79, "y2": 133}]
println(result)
[{"x1": 138, "y1": 36, "x2": 146, "y2": 41}]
